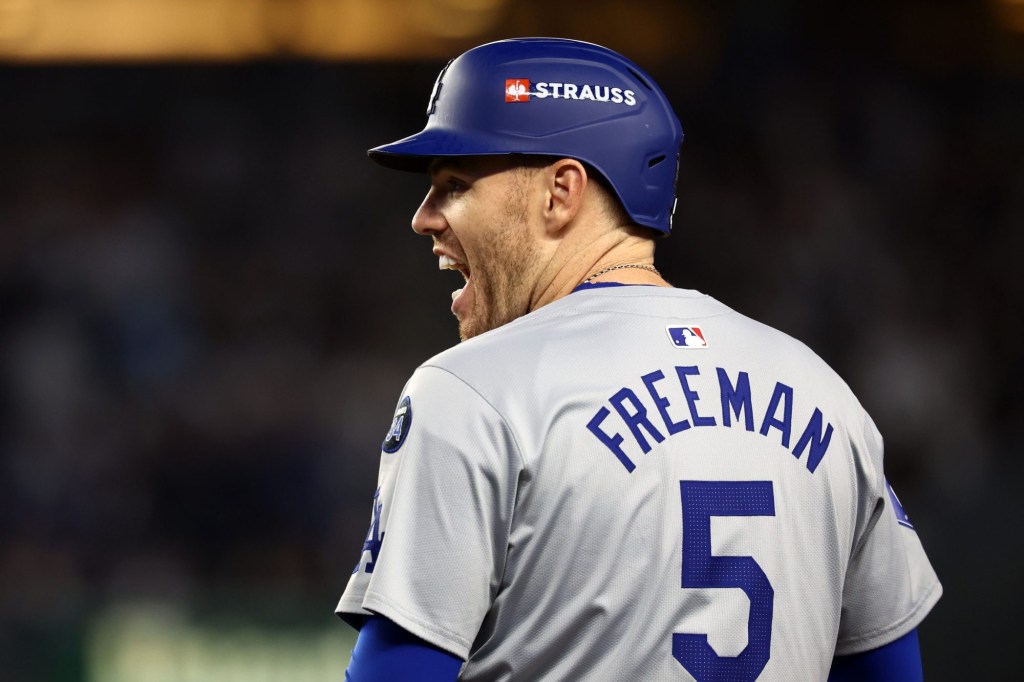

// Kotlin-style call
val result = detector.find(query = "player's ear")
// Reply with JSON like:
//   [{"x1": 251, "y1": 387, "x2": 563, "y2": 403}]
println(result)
[{"x1": 542, "y1": 158, "x2": 587, "y2": 236}]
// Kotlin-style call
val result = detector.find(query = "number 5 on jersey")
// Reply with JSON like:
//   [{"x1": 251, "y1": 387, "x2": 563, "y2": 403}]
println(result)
[{"x1": 675, "y1": 480, "x2": 776, "y2": 682}]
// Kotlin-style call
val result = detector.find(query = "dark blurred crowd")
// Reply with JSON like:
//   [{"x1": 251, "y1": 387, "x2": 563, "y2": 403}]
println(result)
[{"x1": 1, "y1": 5, "x2": 1022, "y2": 680}]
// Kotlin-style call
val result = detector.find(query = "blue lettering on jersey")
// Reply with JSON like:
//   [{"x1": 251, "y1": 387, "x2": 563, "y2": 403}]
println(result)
[
  {"x1": 352, "y1": 488, "x2": 385, "y2": 574},
  {"x1": 718, "y1": 368, "x2": 755, "y2": 432},
  {"x1": 759, "y1": 382, "x2": 793, "y2": 448},
  {"x1": 677, "y1": 366, "x2": 717, "y2": 427},
  {"x1": 642, "y1": 370, "x2": 691, "y2": 435},
  {"x1": 609, "y1": 387, "x2": 665, "y2": 453},
  {"x1": 587, "y1": 407, "x2": 635, "y2": 473},
  {"x1": 885, "y1": 478, "x2": 915, "y2": 529},
  {"x1": 587, "y1": 366, "x2": 834, "y2": 474},
  {"x1": 792, "y1": 407, "x2": 833, "y2": 474}
]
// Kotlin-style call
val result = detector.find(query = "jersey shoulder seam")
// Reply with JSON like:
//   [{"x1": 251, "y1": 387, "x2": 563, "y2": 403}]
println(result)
[
  {"x1": 411, "y1": 364, "x2": 533, "y2": 607},
  {"x1": 415, "y1": 364, "x2": 528, "y2": 471}
]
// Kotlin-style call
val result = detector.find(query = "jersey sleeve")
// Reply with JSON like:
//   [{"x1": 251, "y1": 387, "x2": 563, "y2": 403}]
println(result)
[
  {"x1": 828, "y1": 628, "x2": 923, "y2": 682},
  {"x1": 335, "y1": 365, "x2": 522, "y2": 659},
  {"x1": 344, "y1": 616, "x2": 464, "y2": 682},
  {"x1": 834, "y1": 415, "x2": 942, "y2": 656}
]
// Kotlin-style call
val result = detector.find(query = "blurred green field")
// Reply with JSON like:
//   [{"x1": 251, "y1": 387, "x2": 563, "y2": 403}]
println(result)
[{"x1": 85, "y1": 602, "x2": 356, "y2": 682}]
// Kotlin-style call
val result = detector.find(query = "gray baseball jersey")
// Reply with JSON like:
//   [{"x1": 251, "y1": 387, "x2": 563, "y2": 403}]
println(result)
[{"x1": 337, "y1": 285, "x2": 941, "y2": 681}]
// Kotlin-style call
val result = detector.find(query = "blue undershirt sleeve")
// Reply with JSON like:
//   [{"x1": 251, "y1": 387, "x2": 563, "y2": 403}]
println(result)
[
  {"x1": 344, "y1": 615, "x2": 464, "y2": 682},
  {"x1": 828, "y1": 628, "x2": 923, "y2": 682}
]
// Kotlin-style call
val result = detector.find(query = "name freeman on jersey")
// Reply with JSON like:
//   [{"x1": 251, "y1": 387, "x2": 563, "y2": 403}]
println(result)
[
  {"x1": 505, "y1": 79, "x2": 637, "y2": 106},
  {"x1": 587, "y1": 365, "x2": 835, "y2": 474}
]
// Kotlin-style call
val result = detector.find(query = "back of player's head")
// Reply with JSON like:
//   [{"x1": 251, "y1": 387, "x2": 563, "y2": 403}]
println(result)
[{"x1": 367, "y1": 38, "x2": 684, "y2": 235}]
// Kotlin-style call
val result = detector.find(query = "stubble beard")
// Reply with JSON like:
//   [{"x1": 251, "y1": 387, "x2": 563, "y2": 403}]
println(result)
[{"x1": 458, "y1": 191, "x2": 539, "y2": 341}]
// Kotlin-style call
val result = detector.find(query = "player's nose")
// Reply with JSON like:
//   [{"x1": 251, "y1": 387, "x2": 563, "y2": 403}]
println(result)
[{"x1": 411, "y1": 189, "x2": 446, "y2": 236}]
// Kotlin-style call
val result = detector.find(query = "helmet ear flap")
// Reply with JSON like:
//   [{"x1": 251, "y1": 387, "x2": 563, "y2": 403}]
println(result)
[
  {"x1": 368, "y1": 38, "x2": 684, "y2": 235},
  {"x1": 641, "y1": 146, "x2": 683, "y2": 235}
]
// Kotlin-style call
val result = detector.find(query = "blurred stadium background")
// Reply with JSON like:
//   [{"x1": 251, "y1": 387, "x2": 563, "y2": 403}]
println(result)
[{"x1": 0, "y1": 0, "x2": 1021, "y2": 680}]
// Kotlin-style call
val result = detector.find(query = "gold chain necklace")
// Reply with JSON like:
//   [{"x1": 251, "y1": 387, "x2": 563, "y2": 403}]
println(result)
[{"x1": 583, "y1": 263, "x2": 660, "y2": 284}]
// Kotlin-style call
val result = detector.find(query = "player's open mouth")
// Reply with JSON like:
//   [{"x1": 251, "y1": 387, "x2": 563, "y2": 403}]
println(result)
[{"x1": 439, "y1": 253, "x2": 474, "y2": 317}]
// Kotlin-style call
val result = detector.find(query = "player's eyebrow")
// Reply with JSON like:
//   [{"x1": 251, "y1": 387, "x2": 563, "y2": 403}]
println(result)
[{"x1": 427, "y1": 158, "x2": 465, "y2": 177}]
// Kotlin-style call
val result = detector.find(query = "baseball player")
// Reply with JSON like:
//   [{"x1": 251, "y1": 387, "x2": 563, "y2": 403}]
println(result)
[{"x1": 337, "y1": 38, "x2": 941, "y2": 681}]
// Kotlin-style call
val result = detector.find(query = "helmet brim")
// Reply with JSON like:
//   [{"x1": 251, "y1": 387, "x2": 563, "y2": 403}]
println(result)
[{"x1": 367, "y1": 127, "x2": 553, "y2": 173}]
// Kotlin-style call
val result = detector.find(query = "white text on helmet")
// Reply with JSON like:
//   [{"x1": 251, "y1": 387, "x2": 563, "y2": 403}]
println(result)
[{"x1": 533, "y1": 82, "x2": 637, "y2": 106}]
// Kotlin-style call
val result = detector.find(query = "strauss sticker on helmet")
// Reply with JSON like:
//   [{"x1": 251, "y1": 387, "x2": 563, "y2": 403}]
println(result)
[
  {"x1": 503, "y1": 79, "x2": 637, "y2": 106},
  {"x1": 505, "y1": 79, "x2": 530, "y2": 102}
]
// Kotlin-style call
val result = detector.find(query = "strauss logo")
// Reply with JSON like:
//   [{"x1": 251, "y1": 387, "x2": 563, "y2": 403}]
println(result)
[{"x1": 505, "y1": 79, "x2": 530, "y2": 102}]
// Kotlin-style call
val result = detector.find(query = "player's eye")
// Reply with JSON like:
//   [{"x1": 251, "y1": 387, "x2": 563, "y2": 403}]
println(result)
[{"x1": 446, "y1": 177, "x2": 468, "y2": 193}]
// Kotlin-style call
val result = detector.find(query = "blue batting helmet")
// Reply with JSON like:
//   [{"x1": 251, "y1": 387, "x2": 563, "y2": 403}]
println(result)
[{"x1": 367, "y1": 38, "x2": 684, "y2": 235}]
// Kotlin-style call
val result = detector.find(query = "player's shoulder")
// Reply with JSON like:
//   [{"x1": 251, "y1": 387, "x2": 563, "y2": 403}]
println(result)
[
  {"x1": 414, "y1": 285, "x2": 694, "y2": 361},
  {"x1": 413, "y1": 285, "x2": 865, "y2": 413},
  {"x1": 412, "y1": 301, "x2": 565, "y2": 383},
  {"x1": 405, "y1": 288, "x2": 629, "y2": 398},
  {"x1": 639, "y1": 286, "x2": 870, "y2": 414},
  {"x1": 721, "y1": 302, "x2": 866, "y2": 403}
]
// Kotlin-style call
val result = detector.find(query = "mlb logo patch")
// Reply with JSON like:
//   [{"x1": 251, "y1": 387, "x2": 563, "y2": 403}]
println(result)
[
  {"x1": 505, "y1": 79, "x2": 530, "y2": 102},
  {"x1": 667, "y1": 325, "x2": 708, "y2": 348}
]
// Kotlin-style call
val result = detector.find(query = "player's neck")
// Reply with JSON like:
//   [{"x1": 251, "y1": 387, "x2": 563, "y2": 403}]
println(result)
[{"x1": 529, "y1": 225, "x2": 668, "y2": 311}]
